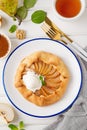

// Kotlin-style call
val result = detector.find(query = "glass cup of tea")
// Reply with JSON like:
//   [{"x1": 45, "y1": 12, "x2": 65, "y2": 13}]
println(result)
[
  {"x1": 52, "y1": 0, "x2": 86, "y2": 21},
  {"x1": 0, "y1": 33, "x2": 11, "y2": 60}
]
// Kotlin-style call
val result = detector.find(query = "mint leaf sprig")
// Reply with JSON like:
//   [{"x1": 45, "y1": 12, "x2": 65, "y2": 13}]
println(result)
[
  {"x1": 39, "y1": 75, "x2": 46, "y2": 86},
  {"x1": 8, "y1": 121, "x2": 25, "y2": 130},
  {"x1": 24, "y1": 0, "x2": 37, "y2": 9},
  {"x1": 31, "y1": 10, "x2": 47, "y2": 24},
  {"x1": 9, "y1": 0, "x2": 47, "y2": 33},
  {"x1": 9, "y1": 25, "x2": 17, "y2": 33},
  {"x1": 9, "y1": 0, "x2": 37, "y2": 33},
  {"x1": 14, "y1": 0, "x2": 37, "y2": 25},
  {"x1": 14, "y1": 0, "x2": 47, "y2": 25}
]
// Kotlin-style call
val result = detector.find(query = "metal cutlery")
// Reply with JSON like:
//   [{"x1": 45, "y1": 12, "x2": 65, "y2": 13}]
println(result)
[{"x1": 41, "y1": 17, "x2": 87, "y2": 62}]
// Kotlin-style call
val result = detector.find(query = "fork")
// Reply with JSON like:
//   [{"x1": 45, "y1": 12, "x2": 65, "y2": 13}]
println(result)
[{"x1": 41, "y1": 17, "x2": 87, "y2": 62}]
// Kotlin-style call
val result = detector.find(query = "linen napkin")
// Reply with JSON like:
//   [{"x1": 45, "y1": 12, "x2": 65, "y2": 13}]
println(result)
[{"x1": 43, "y1": 49, "x2": 87, "y2": 130}]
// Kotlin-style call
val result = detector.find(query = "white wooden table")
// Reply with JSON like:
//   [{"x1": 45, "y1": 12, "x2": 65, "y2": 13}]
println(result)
[{"x1": 0, "y1": 0, "x2": 87, "y2": 129}]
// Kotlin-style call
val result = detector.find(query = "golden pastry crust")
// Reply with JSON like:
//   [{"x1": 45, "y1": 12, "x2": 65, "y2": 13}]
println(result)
[{"x1": 14, "y1": 51, "x2": 70, "y2": 106}]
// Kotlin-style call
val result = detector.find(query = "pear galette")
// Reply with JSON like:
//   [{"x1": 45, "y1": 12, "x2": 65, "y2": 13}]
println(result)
[{"x1": 14, "y1": 51, "x2": 70, "y2": 106}]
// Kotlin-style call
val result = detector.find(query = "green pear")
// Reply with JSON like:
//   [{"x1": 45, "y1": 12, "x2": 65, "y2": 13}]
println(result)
[{"x1": 0, "y1": 0, "x2": 18, "y2": 17}]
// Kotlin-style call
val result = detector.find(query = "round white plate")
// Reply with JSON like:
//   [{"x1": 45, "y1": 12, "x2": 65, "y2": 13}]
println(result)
[{"x1": 3, "y1": 38, "x2": 83, "y2": 118}]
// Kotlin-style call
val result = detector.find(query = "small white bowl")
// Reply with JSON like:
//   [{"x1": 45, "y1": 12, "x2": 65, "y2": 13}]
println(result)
[
  {"x1": 52, "y1": 0, "x2": 86, "y2": 21},
  {"x1": 0, "y1": 33, "x2": 11, "y2": 60}
]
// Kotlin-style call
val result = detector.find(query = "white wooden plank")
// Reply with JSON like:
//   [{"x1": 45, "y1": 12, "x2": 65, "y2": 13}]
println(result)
[{"x1": 0, "y1": 0, "x2": 87, "y2": 130}]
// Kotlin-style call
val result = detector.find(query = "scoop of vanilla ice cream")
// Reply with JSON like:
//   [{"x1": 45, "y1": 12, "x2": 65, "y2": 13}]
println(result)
[{"x1": 23, "y1": 71, "x2": 42, "y2": 92}]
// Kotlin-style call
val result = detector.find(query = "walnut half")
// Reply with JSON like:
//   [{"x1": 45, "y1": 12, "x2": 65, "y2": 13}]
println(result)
[{"x1": 16, "y1": 29, "x2": 26, "y2": 40}]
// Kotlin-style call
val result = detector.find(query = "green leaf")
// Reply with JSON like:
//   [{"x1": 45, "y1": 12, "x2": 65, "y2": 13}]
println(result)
[
  {"x1": 24, "y1": 0, "x2": 37, "y2": 9},
  {"x1": 39, "y1": 75, "x2": 46, "y2": 86},
  {"x1": 31, "y1": 10, "x2": 47, "y2": 24},
  {"x1": 9, "y1": 25, "x2": 17, "y2": 33},
  {"x1": 15, "y1": 6, "x2": 28, "y2": 20},
  {"x1": 8, "y1": 124, "x2": 18, "y2": 130},
  {"x1": 19, "y1": 121, "x2": 24, "y2": 129}
]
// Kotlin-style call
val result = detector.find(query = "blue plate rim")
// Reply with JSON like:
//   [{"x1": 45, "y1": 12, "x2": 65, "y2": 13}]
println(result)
[{"x1": 2, "y1": 38, "x2": 83, "y2": 118}]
